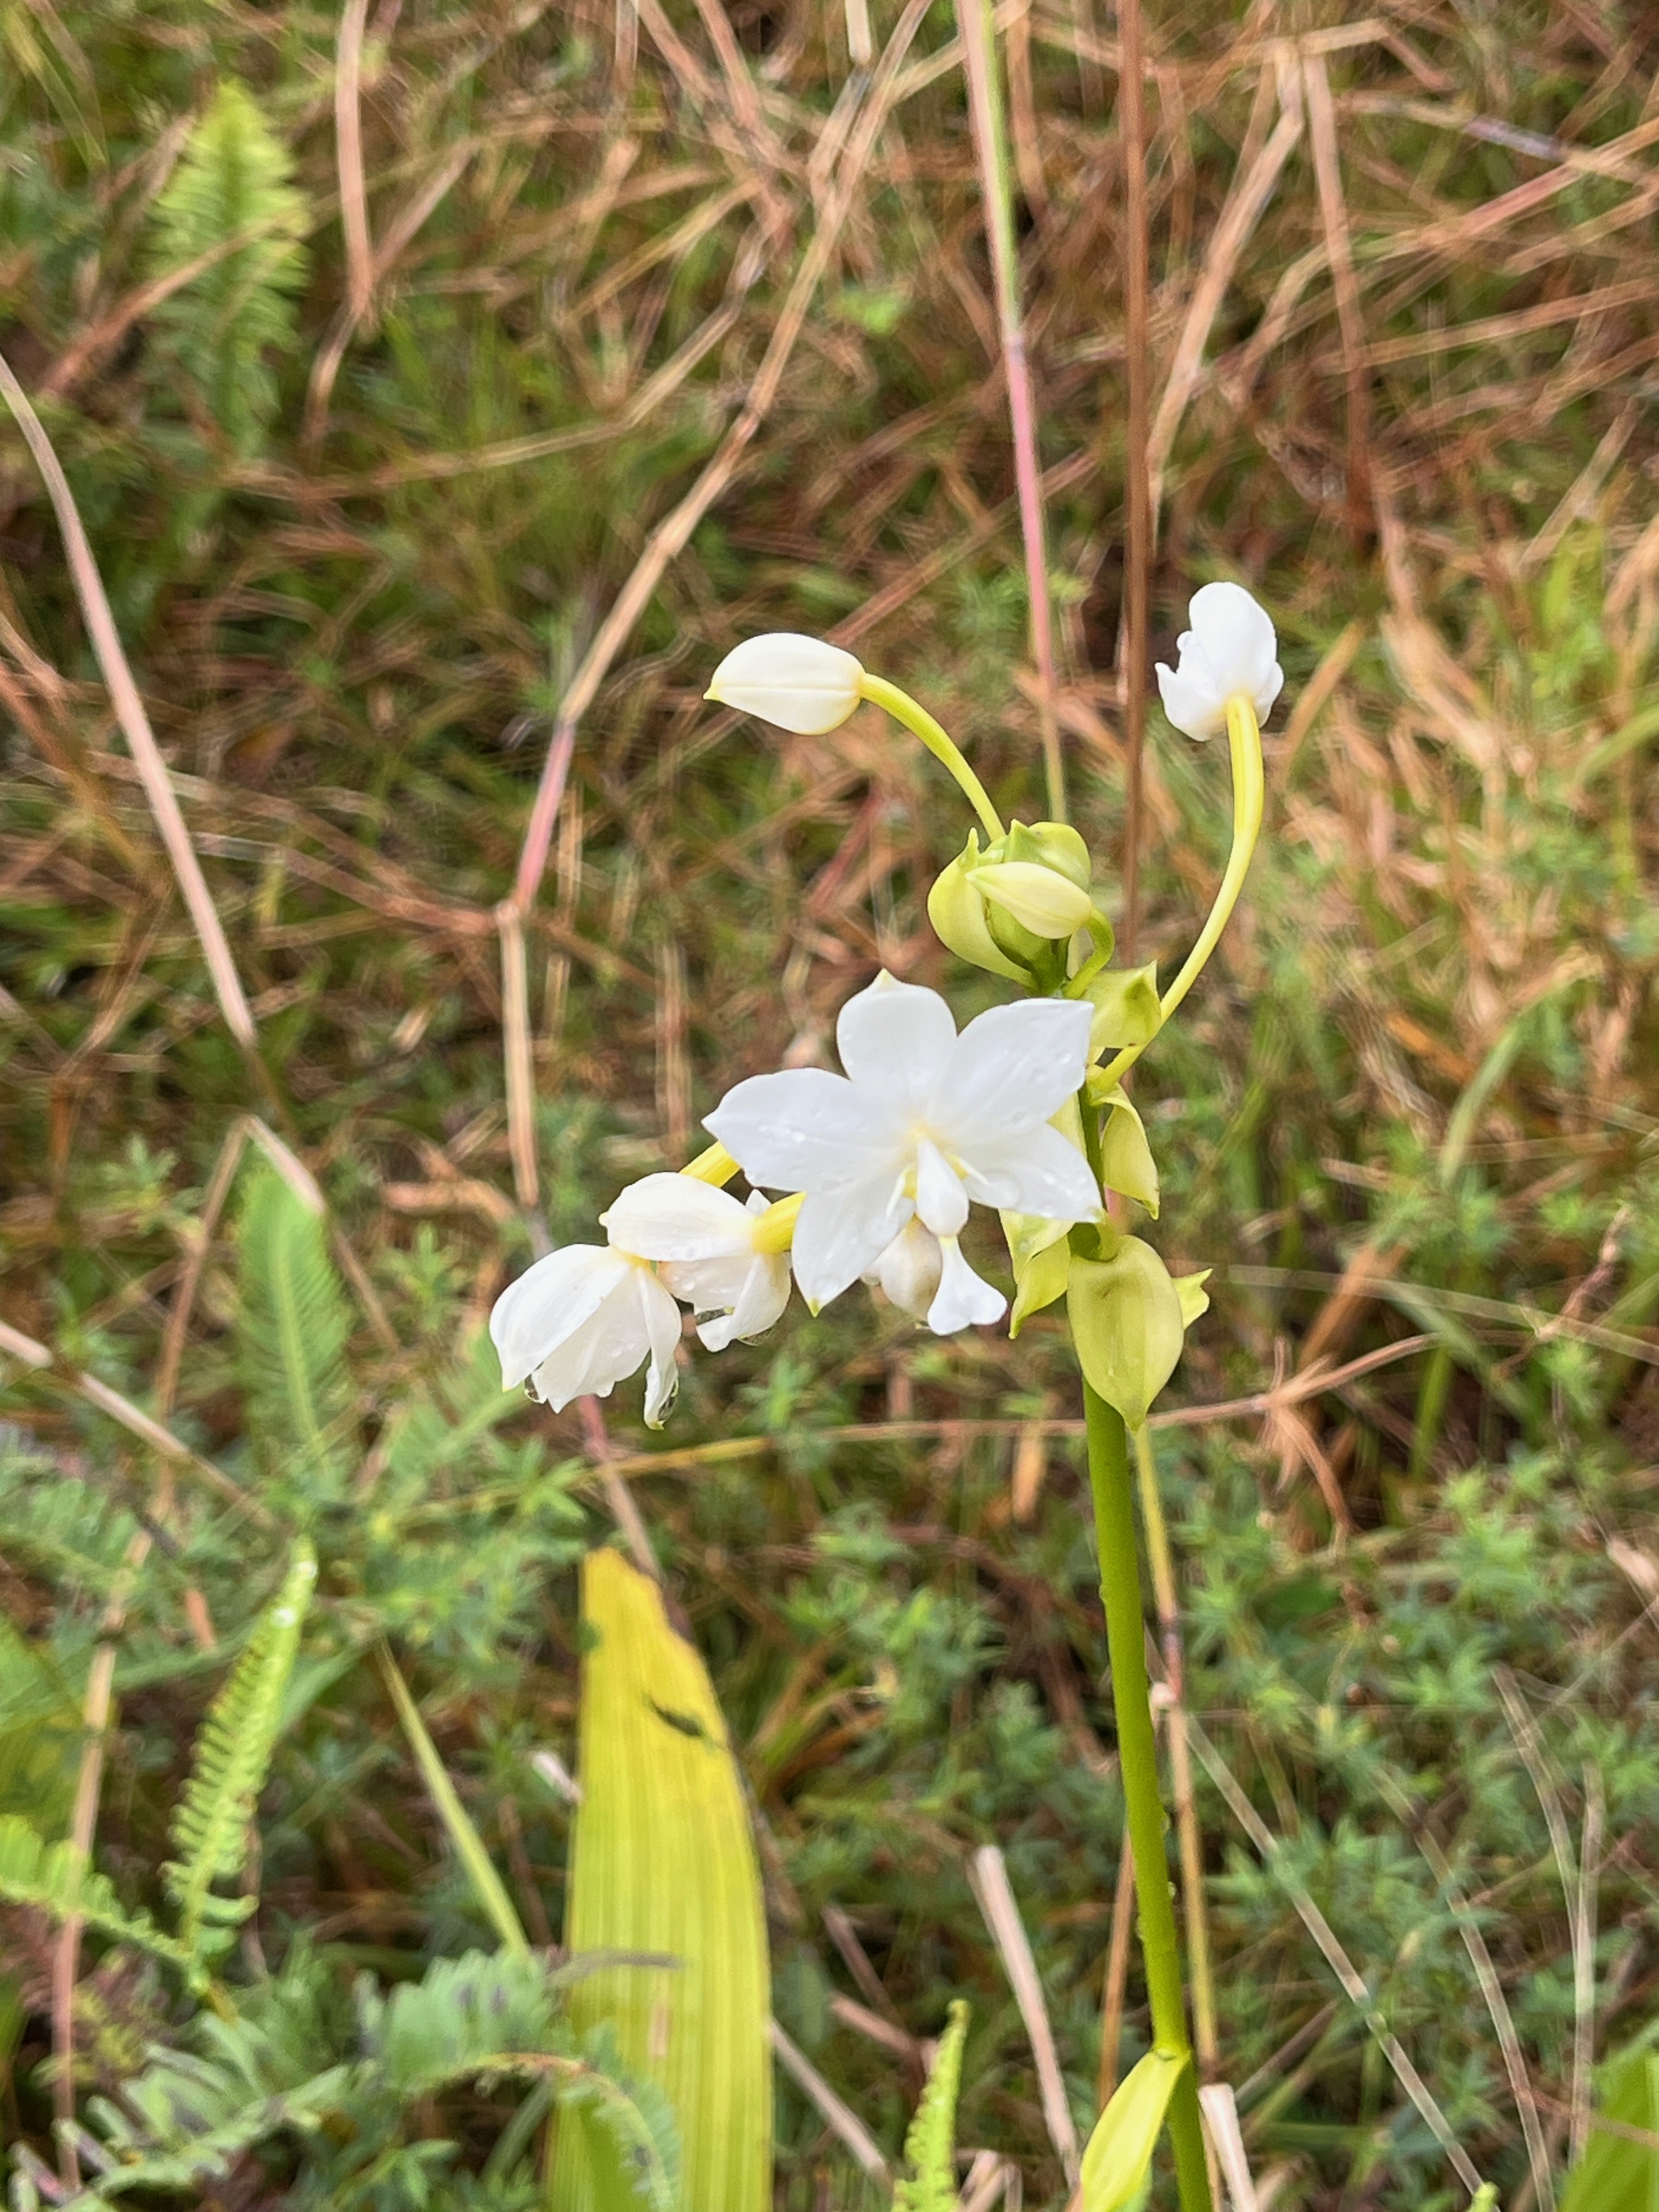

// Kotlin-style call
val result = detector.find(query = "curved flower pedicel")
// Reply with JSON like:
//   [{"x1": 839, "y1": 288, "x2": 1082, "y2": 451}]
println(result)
[
  {"x1": 706, "y1": 973, "x2": 1099, "y2": 1335},
  {"x1": 490, "y1": 1174, "x2": 792, "y2": 1426}
]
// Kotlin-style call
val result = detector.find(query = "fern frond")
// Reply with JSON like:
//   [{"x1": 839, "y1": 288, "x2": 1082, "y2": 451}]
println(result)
[
  {"x1": 895, "y1": 2001, "x2": 971, "y2": 2212},
  {"x1": 146, "y1": 80, "x2": 308, "y2": 454},
  {"x1": 360, "y1": 1950, "x2": 561, "y2": 2099},
  {"x1": 165, "y1": 1542, "x2": 316, "y2": 1957},
  {"x1": 235, "y1": 1167, "x2": 354, "y2": 1504},
  {"x1": 0, "y1": 1815, "x2": 194, "y2": 1976}
]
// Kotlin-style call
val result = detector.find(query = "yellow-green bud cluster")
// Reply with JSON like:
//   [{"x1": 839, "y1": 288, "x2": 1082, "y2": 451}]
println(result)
[{"x1": 927, "y1": 820, "x2": 1105, "y2": 987}]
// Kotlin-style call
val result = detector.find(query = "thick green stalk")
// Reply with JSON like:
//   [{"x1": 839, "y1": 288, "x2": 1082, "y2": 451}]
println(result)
[
  {"x1": 857, "y1": 673, "x2": 1006, "y2": 844},
  {"x1": 1085, "y1": 1386, "x2": 1214, "y2": 2212}
]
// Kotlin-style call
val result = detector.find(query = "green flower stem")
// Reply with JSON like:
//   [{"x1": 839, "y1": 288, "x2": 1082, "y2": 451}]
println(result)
[
  {"x1": 1098, "y1": 693, "x2": 1265, "y2": 1090},
  {"x1": 857, "y1": 673, "x2": 1006, "y2": 845},
  {"x1": 1084, "y1": 1386, "x2": 1214, "y2": 2212}
]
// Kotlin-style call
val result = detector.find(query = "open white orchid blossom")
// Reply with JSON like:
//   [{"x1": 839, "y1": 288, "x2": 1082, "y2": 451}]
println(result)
[
  {"x1": 705, "y1": 633, "x2": 865, "y2": 735},
  {"x1": 600, "y1": 1173, "x2": 791, "y2": 1352},
  {"x1": 706, "y1": 973, "x2": 1100, "y2": 1336},
  {"x1": 1155, "y1": 581, "x2": 1283, "y2": 742},
  {"x1": 490, "y1": 1173, "x2": 793, "y2": 1427}
]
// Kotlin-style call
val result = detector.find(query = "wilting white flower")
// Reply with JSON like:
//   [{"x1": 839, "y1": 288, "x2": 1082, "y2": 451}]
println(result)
[
  {"x1": 1155, "y1": 581, "x2": 1283, "y2": 741},
  {"x1": 706, "y1": 633, "x2": 865, "y2": 735},
  {"x1": 491, "y1": 1243, "x2": 682, "y2": 1427},
  {"x1": 706, "y1": 973, "x2": 1098, "y2": 1336},
  {"x1": 601, "y1": 1173, "x2": 791, "y2": 1352}
]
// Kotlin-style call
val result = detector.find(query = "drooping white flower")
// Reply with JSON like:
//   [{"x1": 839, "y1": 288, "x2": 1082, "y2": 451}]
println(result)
[
  {"x1": 490, "y1": 1243, "x2": 682, "y2": 1427},
  {"x1": 601, "y1": 1173, "x2": 791, "y2": 1352},
  {"x1": 706, "y1": 973, "x2": 1099, "y2": 1336},
  {"x1": 1155, "y1": 581, "x2": 1283, "y2": 741},
  {"x1": 706, "y1": 633, "x2": 865, "y2": 735}
]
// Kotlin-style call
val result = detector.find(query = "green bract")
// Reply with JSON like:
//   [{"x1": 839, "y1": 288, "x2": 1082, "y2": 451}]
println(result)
[{"x1": 1067, "y1": 1236, "x2": 1189, "y2": 1430}]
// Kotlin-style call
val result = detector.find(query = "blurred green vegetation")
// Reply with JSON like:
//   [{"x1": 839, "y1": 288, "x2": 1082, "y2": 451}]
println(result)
[{"x1": 3, "y1": 0, "x2": 1659, "y2": 2205}]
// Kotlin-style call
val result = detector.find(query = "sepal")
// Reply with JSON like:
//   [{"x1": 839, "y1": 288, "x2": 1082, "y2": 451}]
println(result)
[{"x1": 1066, "y1": 1235, "x2": 1186, "y2": 1429}]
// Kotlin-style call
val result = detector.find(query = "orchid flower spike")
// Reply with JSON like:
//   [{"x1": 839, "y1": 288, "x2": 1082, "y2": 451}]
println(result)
[
  {"x1": 490, "y1": 1172, "x2": 793, "y2": 1427},
  {"x1": 706, "y1": 973, "x2": 1099, "y2": 1336},
  {"x1": 706, "y1": 633, "x2": 865, "y2": 735},
  {"x1": 1155, "y1": 581, "x2": 1283, "y2": 741}
]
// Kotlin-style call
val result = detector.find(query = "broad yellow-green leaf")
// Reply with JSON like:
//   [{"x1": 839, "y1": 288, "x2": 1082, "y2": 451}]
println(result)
[
  {"x1": 1560, "y1": 2046, "x2": 1659, "y2": 2212},
  {"x1": 1080, "y1": 2047, "x2": 1188, "y2": 2211},
  {"x1": 552, "y1": 1549, "x2": 771, "y2": 2212},
  {"x1": 1068, "y1": 1238, "x2": 1187, "y2": 1429}
]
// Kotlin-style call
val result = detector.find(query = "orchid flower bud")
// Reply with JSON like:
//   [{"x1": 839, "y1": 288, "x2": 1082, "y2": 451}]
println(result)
[
  {"x1": 706, "y1": 633, "x2": 865, "y2": 735},
  {"x1": 927, "y1": 820, "x2": 1101, "y2": 982},
  {"x1": 972, "y1": 861, "x2": 1094, "y2": 938},
  {"x1": 1154, "y1": 581, "x2": 1283, "y2": 741}
]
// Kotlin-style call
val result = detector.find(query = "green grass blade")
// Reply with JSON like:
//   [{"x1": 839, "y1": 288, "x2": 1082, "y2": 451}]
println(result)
[
  {"x1": 375, "y1": 1641, "x2": 529, "y2": 1956},
  {"x1": 550, "y1": 1548, "x2": 771, "y2": 2212}
]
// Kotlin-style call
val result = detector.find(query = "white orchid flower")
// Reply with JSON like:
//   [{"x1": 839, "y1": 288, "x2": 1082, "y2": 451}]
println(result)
[
  {"x1": 706, "y1": 633, "x2": 865, "y2": 735},
  {"x1": 600, "y1": 1173, "x2": 791, "y2": 1352},
  {"x1": 1155, "y1": 581, "x2": 1283, "y2": 741},
  {"x1": 706, "y1": 973, "x2": 1099, "y2": 1336},
  {"x1": 490, "y1": 1243, "x2": 682, "y2": 1427}
]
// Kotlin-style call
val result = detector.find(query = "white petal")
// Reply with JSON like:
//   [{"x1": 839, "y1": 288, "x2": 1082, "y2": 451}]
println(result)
[
  {"x1": 490, "y1": 1245, "x2": 629, "y2": 1391},
  {"x1": 834, "y1": 973, "x2": 958, "y2": 1116},
  {"x1": 706, "y1": 1069, "x2": 895, "y2": 1193},
  {"x1": 657, "y1": 1248, "x2": 753, "y2": 1316},
  {"x1": 966, "y1": 1122, "x2": 1102, "y2": 1222},
  {"x1": 944, "y1": 998, "x2": 1093, "y2": 1149},
  {"x1": 791, "y1": 1182, "x2": 910, "y2": 1311},
  {"x1": 870, "y1": 1218, "x2": 943, "y2": 1321},
  {"x1": 705, "y1": 633, "x2": 864, "y2": 735},
  {"x1": 926, "y1": 1237, "x2": 1006, "y2": 1334},
  {"x1": 1188, "y1": 580, "x2": 1278, "y2": 694},
  {"x1": 913, "y1": 1135, "x2": 969, "y2": 1236},
  {"x1": 1253, "y1": 659, "x2": 1285, "y2": 723},
  {"x1": 602, "y1": 1172, "x2": 752, "y2": 1261},
  {"x1": 637, "y1": 1269, "x2": 685, "y2": 1427},
  {"x1": 1156, "y1": 661, "x2": 1226, "y2": 742},
  {"x1": 525, "y1": 1260, "x2": 656, "y2": 1409},
  {"x1": 696, "y1": 1252, "x2": 792, "y2": 1351}
]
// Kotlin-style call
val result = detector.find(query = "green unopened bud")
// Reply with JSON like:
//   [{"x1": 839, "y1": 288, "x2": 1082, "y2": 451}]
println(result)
[
  {"x1": 972, "y1": 861, "x2": 1094, "y2": 938},
  {"x1": 1003, "y1": 819, "x2": 1092, "y2": 888},
  {"x1": 928, "y1": 840, "x2": 1028, "y2": 982},
  {"x1": 928, "y1": 820, "x2": 1102, "y2": 981}
]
